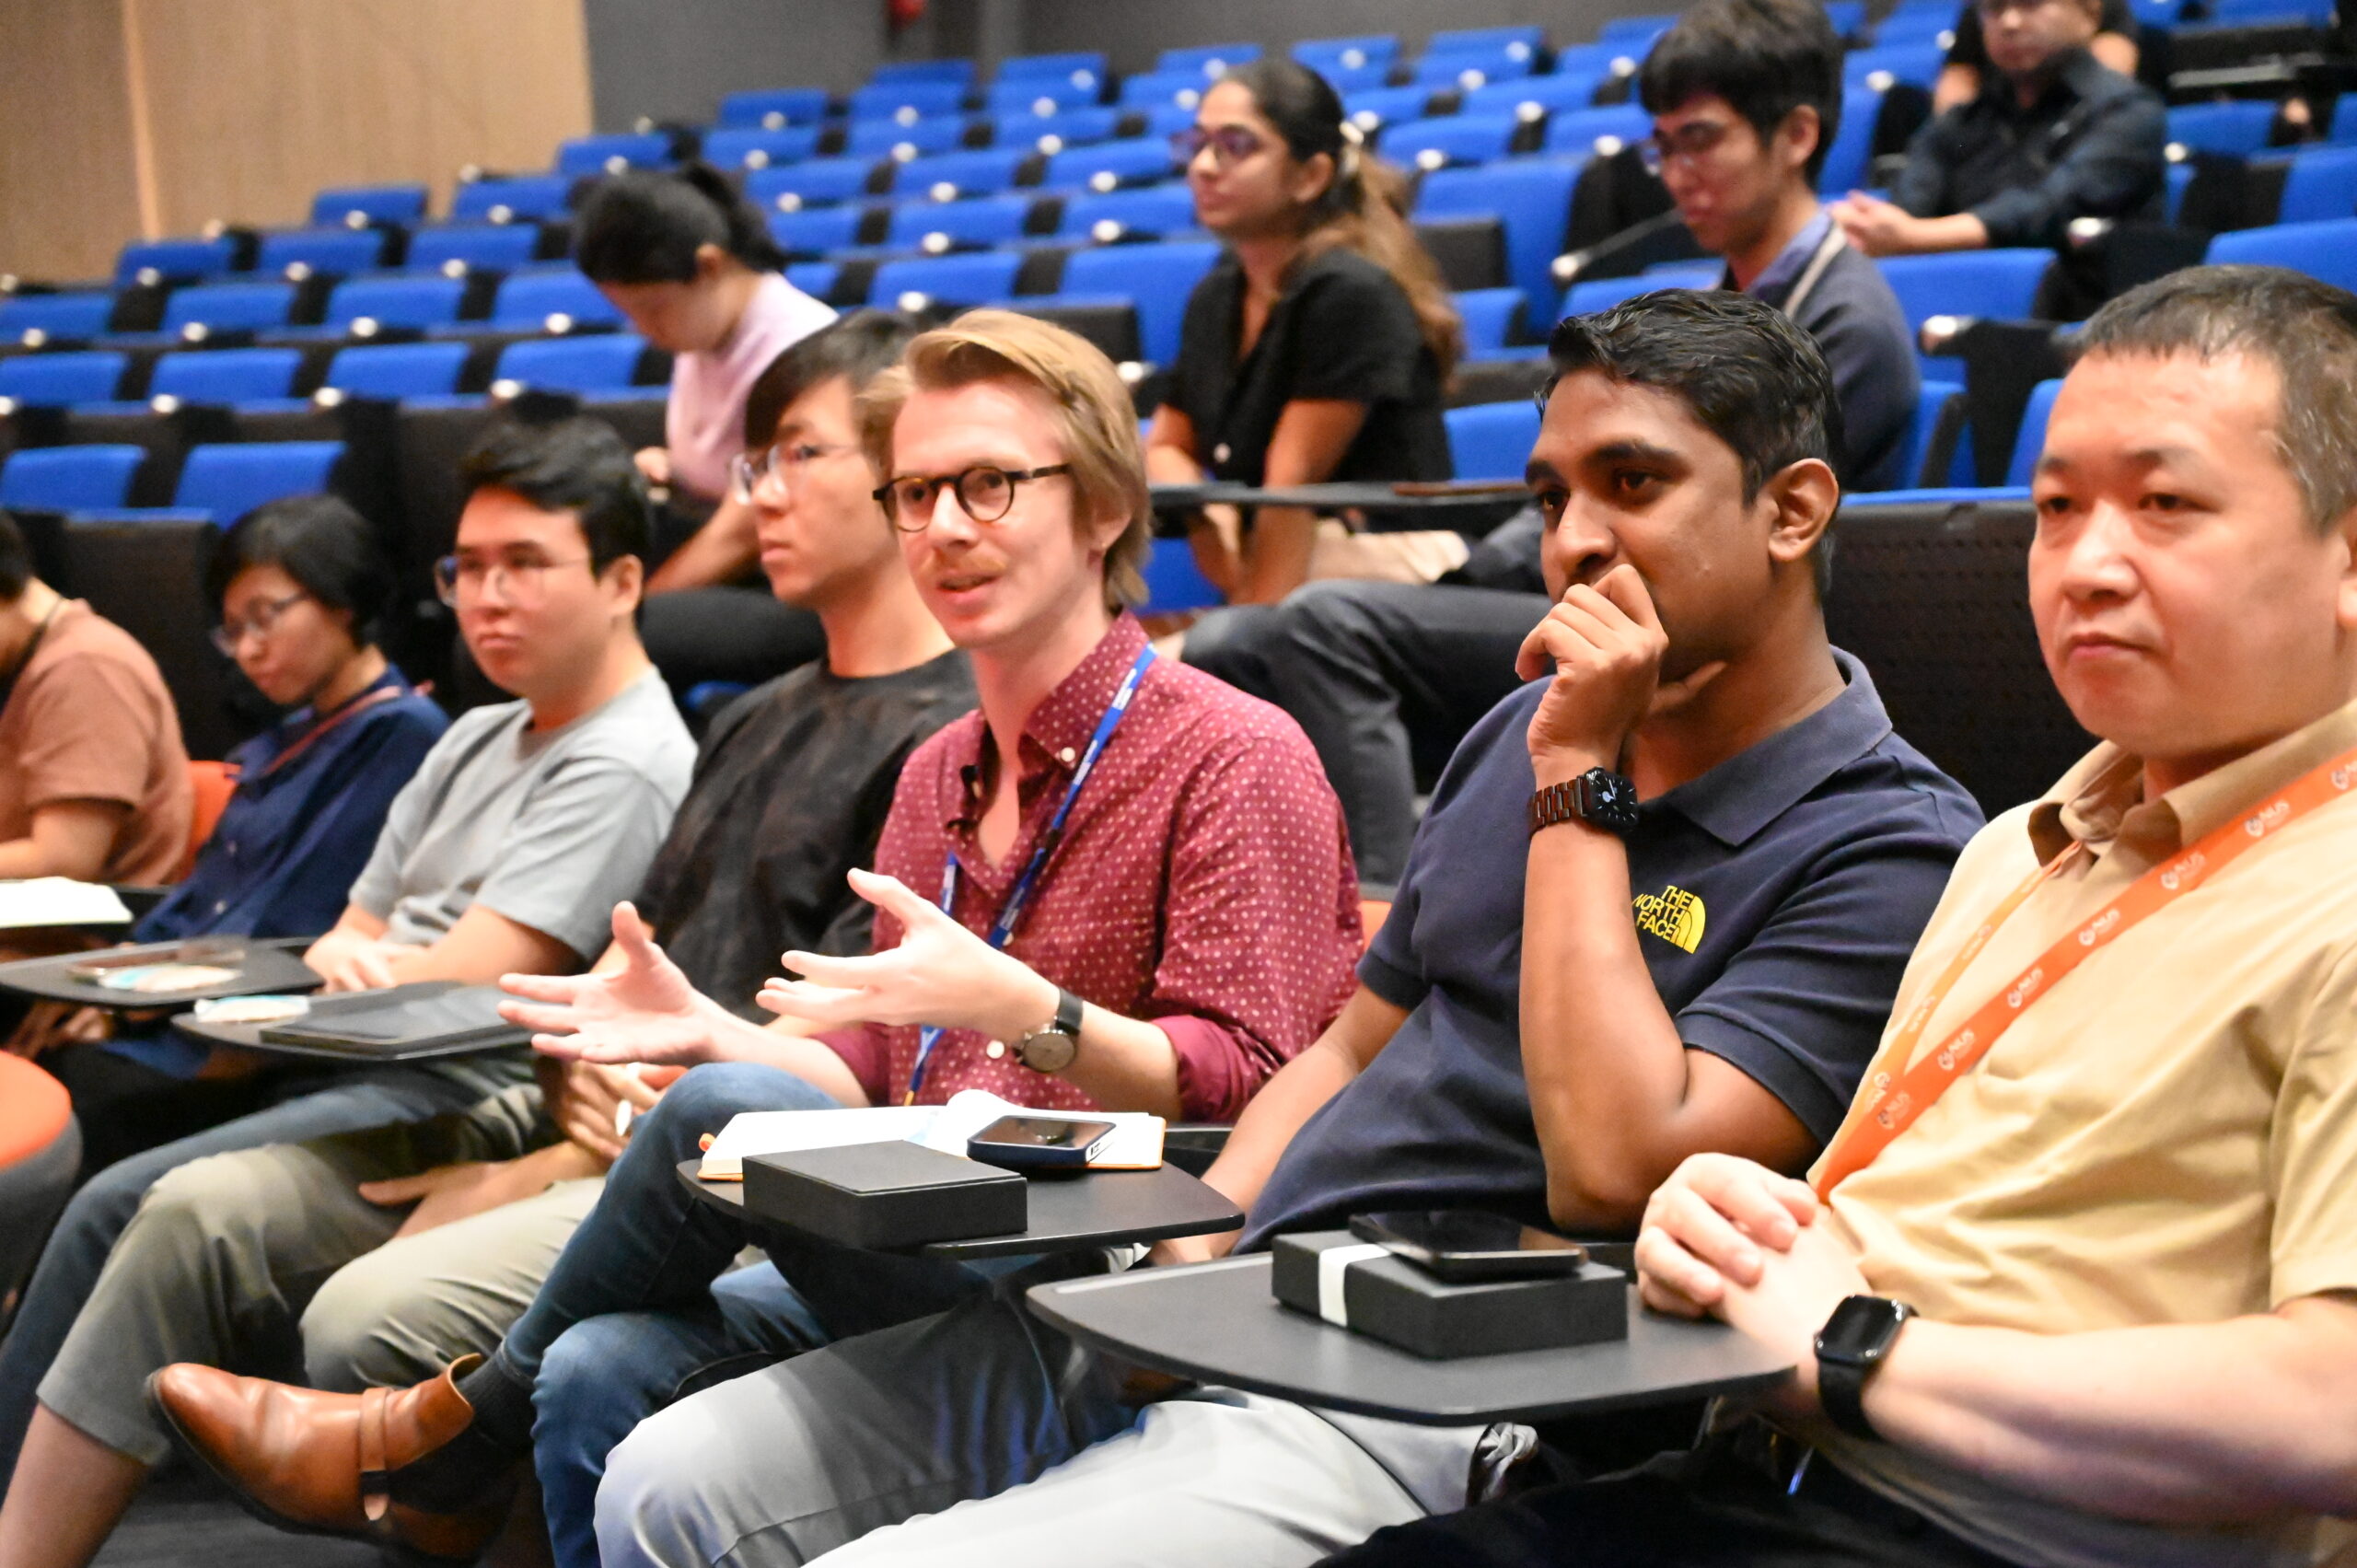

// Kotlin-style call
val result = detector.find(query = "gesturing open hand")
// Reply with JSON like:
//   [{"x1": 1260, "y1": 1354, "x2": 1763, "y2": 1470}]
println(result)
[
  {"x1": 757, "y1": 868, "x2": 1058, "y2": 1047},
  {"x1": 499, "y1": 901, "x2": 731, "y2": 1068}
]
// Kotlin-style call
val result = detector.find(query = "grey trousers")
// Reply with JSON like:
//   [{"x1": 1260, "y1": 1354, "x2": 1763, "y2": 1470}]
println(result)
[
  {"x1": 36, "y1": 1086, "x2": 598, "y2": 1466},
  {"x1": 594, "y1": 1262, "x2": 1463, "y2": 1568}
]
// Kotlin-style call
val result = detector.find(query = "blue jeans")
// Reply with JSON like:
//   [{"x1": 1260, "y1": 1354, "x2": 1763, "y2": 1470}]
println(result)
[
  {"x1": 0, "y1": 1064, "x2": 502, "y2": 1493},
  {"x1": 497, "y1": 1063, "x2": 1008, "y2": 1568}
]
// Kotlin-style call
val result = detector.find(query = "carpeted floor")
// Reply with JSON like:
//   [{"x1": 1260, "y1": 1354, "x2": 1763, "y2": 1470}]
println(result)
[{"x1": 93, "y1": 1469, "x2": 382, "y2": 1568}]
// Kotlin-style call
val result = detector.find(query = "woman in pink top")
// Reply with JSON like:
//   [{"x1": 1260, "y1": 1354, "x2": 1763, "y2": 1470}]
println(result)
[{"x1": 575, "y1": 167, "x2": 837, "y2": 694}]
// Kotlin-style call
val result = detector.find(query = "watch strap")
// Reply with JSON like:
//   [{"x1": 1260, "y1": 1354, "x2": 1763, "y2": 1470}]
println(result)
[
  {"x1": 1817, "y1": 1358, "x2": 1876, "y2": 1441},
  {"x1": 1052, "y1": 987, "x2": 1084, "y2": 1038}
]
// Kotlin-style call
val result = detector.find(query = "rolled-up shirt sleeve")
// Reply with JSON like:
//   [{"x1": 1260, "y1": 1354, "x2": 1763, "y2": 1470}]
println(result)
[
  {"x1": 1967, "y1": 91, "x2": 2165, "y2": 247},
  {"x1": 813, "y1": 1025, "x2": 891, "y2": 1108}
]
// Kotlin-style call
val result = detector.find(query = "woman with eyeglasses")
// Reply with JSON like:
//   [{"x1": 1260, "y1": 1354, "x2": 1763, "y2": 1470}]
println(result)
[
  {"x1": 573, "y1": 167, "x2": 839, "y2": 702},
  {"x1": 1148, "y1": 58, "x2": 1462, "y2": 608},
  {"x1": 36, "y1": 495, "x2": 447, "y2": 1170}
]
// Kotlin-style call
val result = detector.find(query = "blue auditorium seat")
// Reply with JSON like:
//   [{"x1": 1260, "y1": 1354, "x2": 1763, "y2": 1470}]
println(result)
[
  {"x1": 322, "y1": 276, "x2": 466, "y2": 331},
  {"x1": 2165, "y1": 100, "x2": 2278, "y2": 157},
  {"x1": 1563, "y1": 265, "x2": 1718, "y2": 315},
  {"x1": 2005, "y1": 378, "x2": 2064, "y2": 487},
  {"x1": 894, "y1": 148, "x2": 1031, "y2": 201},
  {"x1": 1139, "y1": 538, "x2": 1224, "y2": 613},
  {"x1": 986, "y1": 77, "x2": 1106, "y2": 116},
  {"x1": 1411, "y1": 49, "x2": 1538, "y2": 88},
  {"x1": 1156, "y1": 42, "x2": 1260, "y2": 78},
  {"x1": 555, "y1": 133, "x2": 676, "y2": 177},
  {"x1": 869, "y1": 251, "x2": 1026, "y2": 309},
  {"x1": 495, "y1": 334, "x2": 649, "y2": 394},
  {"x1": 1877, "y1": 250, "x2": 2053, "y2": 339},
  {"x1": 1454, "y1": 288, "x2": 1530, "y2": 354},
  {"x1": 1312, "y1": 63, "x2": 1399, "y2": 96},
  {"x1": 1293, "y1": 36, "x2": 1399, "y2": 75},
  {"x1": 1446, "y1": 401, "x2": 1543, "y2": 482},
  {"x1": 0, "y1": 447, "x2": 146, "y2": 512},
  {"x1": 1543, "y1": 105, "x2": 1653, "y2": 157},
  {"x1": 1341, "y1": 87, "x2": 1439, "y2": 133},
  {"x1": 114, "y1": 238, "x2": 238, "y2": 289},
  {"x1": 450, "y1": 175, "x2": 575, "y2": 225},
  {"x1": 1824, "y1": 1, "x2": 1869, "y2": 34},
  {"x1": 1897, "y1": 380, "x2": 1969, "y2": 490},
  {"x1": 1041, "y1": 140, "x2": 1178, "y2": 192},
  {"x1": 993, "y1": 105, "x2": 1124, "y2": 152},
  {"x1": 257, "y1": 227, "x2": 390, "y2": 277},
  {"x1": 310, "y1": 184, "x2": 428, "y2": 227},
  {"x1": 2207, "y1": 217, "x2": 2357, "y2": 292},
  {"x1": 1598, "y1": 14, "x2": 1677, "y2": 46},
  {"x1": 1462, "y1": 75, "x2": 1608, "y2": 118},
  {"x1": 1416, "y1": 161, "x2": 1582, "y2": 311},
  {"x1": 2330, "y1": 93, "x2": 2357, "y2": 145},
  {"x1": 717, "y1": 87, "x2": 831, "y2": 129},
  {"x1": 1871, "y1": 6, "x2": 1958, "y2": 44},
  {"x1": 996, "y1": 52, "x2": 1109, "y2": 85},
  {"x1": 1057, "y1": 185, "x2": 1200, "y2": 241},
  {"x1": 2207, "y1": 0, "x2": 2335, "y2": 22},
  {"x1": 887, "y1": 194, "x2": 1039, "y2": 250},
  {"x1": 702, "y1": 125, "x2": 823, "y2": 170},
  {"x1": 1059, "y1": 241, "x2": 1222, "y2": 364},
  {"x1": 404, "y1": 224, "x2": 542, "y2": 275},
  {"x1": 149, "y1": 348, "x2": 304, "y2": 404},
  {"x1": 2273, "y1": 147, "x2": 2357, "y2": 225},
  {"x1": 169, "y1": 442, "x2": 344, "y2": 521},
  {"x1": 1119, "y1": 71, "x2": 1214, "y2": 110},
  {"x1": 1844, "y1": 43, "x2": 1947, "y2": 89},
  {"x1": 323, "y1": 343, "x2": 472, "y2": 398},
  {"x1": 1427, "y1": 25, "x2": 1546, "y2": 54},
  {"x1": 849, "y1": 80, "x2": 969, "y2": 122},
  {"x1": 748, "y1": 157, "x2": 885, "y2": 211},
  {"x1": 1817, "y1": 87, "x2": 1884, "y2": 194},
  {"x1": 844, "y1": 116, "x2": 971, "y2": 160},
  {"x1": 0, "y1": 353, "x2": 126, "y2": 407},
  {"x1": 490, "y1": 272, "x2": 625, "y2": 331},
  {"x1": 786, "y1": 262, "x2": 841, "y2": 301},
  {"x1": 768, "y1": 204, "x2": 870, "y2": 257},
  {"x1": 0, "y1": 294, "x2": 114, "y2": 343},
  {"x1": 162, "y1": 283, "x2": 297, "y2": 336},
  {"x1": 1383, "y1": 115, "x2": 1525, "y2": 169}
]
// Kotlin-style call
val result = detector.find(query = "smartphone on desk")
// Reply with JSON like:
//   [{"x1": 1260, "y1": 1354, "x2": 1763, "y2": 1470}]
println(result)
[
  {"x1": 1349, "y1": 1210, "x2": 1591, "y2": 1283},
  {"x1": 967, "y1": 1115, "x2": 1117, "y2": 1173}
]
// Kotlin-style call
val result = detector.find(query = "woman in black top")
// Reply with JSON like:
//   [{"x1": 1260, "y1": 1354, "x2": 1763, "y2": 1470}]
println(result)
[{"x1": 1146, "y1": 59, "x2": 1461, "y2": 605}]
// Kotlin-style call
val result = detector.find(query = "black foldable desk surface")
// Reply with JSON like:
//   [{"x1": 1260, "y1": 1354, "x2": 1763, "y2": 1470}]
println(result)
[
  {"x1": 678, "y1": 1158, "x2": 1243, "y2": 1261},
  {"x1": 0, "y1": 936, "x2": 319, "y2": 1010},
  {"x1": 1024, "y1": 1253, "x2": 1794, "y2": 1425},
  {"x1": 174, "y1": 981, "x2": 529, "y2": 1063}
]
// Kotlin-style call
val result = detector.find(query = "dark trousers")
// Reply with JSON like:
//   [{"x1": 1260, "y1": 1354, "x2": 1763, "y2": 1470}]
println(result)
[
  {"x1": 1320, "y1": 1425, "x2": 2024, "y2": 1568},
  {"x1": 1184, "y1": 582, "x2": 1548, "y2": 884}
]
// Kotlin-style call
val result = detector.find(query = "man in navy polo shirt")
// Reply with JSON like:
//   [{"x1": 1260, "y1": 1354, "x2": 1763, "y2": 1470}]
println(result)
[{"x1": 561, "y1": 290, "x2": 1983, "y2": 1568}]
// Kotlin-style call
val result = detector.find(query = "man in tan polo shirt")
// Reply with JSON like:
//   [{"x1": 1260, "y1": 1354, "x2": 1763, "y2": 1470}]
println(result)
[
  {"x1": 1324, "y1": 263, "x2": 2357, "y2": 1568},
  {"x1": 0, "y1": 510, "x2": 191, "y2": 891}
]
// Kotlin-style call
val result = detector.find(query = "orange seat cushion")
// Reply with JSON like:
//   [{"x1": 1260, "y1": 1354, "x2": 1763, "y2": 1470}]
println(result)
[
  {"x1": 0, "y1": 1056, "x2": 71, "y2": 1168},
  {"x1": 1359, "y1": 899, "x2": 1391, "y2": 948}
]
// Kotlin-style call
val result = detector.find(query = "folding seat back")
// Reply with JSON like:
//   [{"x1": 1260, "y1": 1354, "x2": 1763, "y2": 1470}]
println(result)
[
  {"x1": 449, "y1": 175, "x2": 575, "y2": 225},
  {"x1": 1427, "y1": 25, "x2": 1547, "y2": 53},
  {"x1": 2207, "y1": 217, "x2": 2357, "y2": 294},
  {"x1": 1155, "y1": 42, "x2": 1260, "y2": 79},
  {"x1": 848, "y1": 80, "x2": 969, "y2": 122},
  {"x1": 718, "y1": 87, "x2": 831, "y2": 129},
  {"x1": 555, "y1": 133, "x2": 676, "y2": 177},
  {"x1": 0, "y1": 446, "x2": 146, "y2": 511},
  {"x1": 1058, "y1": 185, "x2": 1201, "y2": 241},
  {"x1": 310, "y1": 184, "x2": 429, "y2": 228},
  {"x1": 59, "y1": 515, "x2": 239, "y2": 758},
  {"x1": 1293, "y1": 36, "x2": 1399, "y2": 75},
  {"x1": 1542, "y1": 105, "x2": 1653, "y2": 158},
  {"x1": 1446, "y1": 401, "x2": 1543, "y2": 481},
  {"x1": 997, "y1": 52, "x2": 1109, "y2": 84},
  {"x1": 2004, "y1": 378, "x2": 2065, "y2": 488},
  {"x1": 1411, "y1": 49, "x2": 1538, "y2": 89},
  {"x1": 491, "y1": 272, "x2": 626, "y2": 331},
  {"x1": 1058, "y1": 240, "x2": 1222, "y2": 364},
  {"x1": 1823, "y1": 1, "x2": 1869, "y2": 35},
  {"x1": 162, "y1": 283, "x2": 297, "y2": 335},
  {"x1": 323, "y1": 276, "x2": 466, "y2": 331},
  {"x1": 115, "y1": 237, "x2": 239, "y2": 289},
  {"x1": 844, "y1": 115, "x2": 970, "y2": 161},
  {"x1": 1119, "y1": 71, "x2": 1215, "y2": 110},
  {"x1": 787, "y1": 262, "x2": 841, "y2": 302},
  {"x1": 1139, "y1": 537, "x2": 1223, "y2": 613},
  {"x1": 1415, "y1": 161, "x2": 1581, "y2": 311},
  {"x1": 1845, "y1": 42, "x2": 1947, "y2": 89},
  {"x1": 987, "y1": 77, "x2": 1104, "y2": 116},
  {"x1": 150, "y1": 347, "x2": 305, "y2": 405},
  {"x1": 768, "y1": 204, "x2": 869, "y2": 258},
  {"x1": 0, "y1": 293, "x2": 115, "y2": 343},
  {"x1": 1562, "y1": 263, "x2": 1717, "y2": 316},
  {"x1": 0, "y1": 353, "x2": 127, "y2": 407},
  {"x1": 324, "y1": 343, "x2": 472, "y2": 399},
  {"x1": 747, "y1": 157, "x2": 886, "y2": 212},
  {"x1": 2274, "y1": 147, "x2": 2357, "y2": 225},
  {"x1": 1817, "y1": 86, "x2": 1883, "y2": 194},
  {"x1": 869, "y1": 251, "x2": 1026, "y2": 309},
  {"x1": 495, "y1": 334, "x2": 650, "y2": 394},
  {"x1": 888, "y1": 194, "x2": 1038, "y2": 250},
  {"x1": 1342, "y1": 87, "x2": 1440, "y2": 134},
  {"x1": 404, "y1": 224, "x2": 542, "y2": 275},
  {"x1": 993, "y1": 105, "x2": 1123, "y2": 152},
  {"x1": 2165, "y1": 100, "x2": 2278, "y2": 157},
  {"x1": 1890, "y1": 380, "x2": 1970, "y2": 493},
  {"x1": 1598, "y1": 14, "x2": 1676, "y2": 45},
  {"x1": 1041, "y1": 139, "x2": 1179, "y2": 192},
  {"x1": 173, "y1": 441, "x2": 344, "y2": 519},
  {"x1": 1876, "y1": 250, "x2": 2053, "y2": 337},
  {"x1": 1383, "y1": 115, "x2": 1525, "y2": 170},
  {"x1": 1462, "y1": 75, "x2": 1606, "y2": 119},
  {"x1": 2331, "y1": 92, "x2": 2357, "y2": 146},
  {"x1": 702, "y1": 125, "x2": 823, "y2": 171},
  {"x1": 894, "y1": 148, "x2": 1030, "y2": 202},
  {"x1": 257, "y1": 227, "x2": 390, "y2": 278},
  {"x1": 1453, "y1": 288, "x2": 1529, "y2": 354}
]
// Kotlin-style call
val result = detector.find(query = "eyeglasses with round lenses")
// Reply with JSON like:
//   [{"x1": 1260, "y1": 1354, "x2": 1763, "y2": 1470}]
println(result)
[
  {"x1": 1636, "y1": 118, "x2": 1737, "y2": 178},
  {"x1": 1171, "y1": 124, "x2": 1267, "y2": 169},
  {"x1": 211, "y1": 589, "x2": 310, "y2": 656},
  {"x1": 433, "y1": 552, "x2": 593, "y2": 608},
  {"x1": 873, "y1": 463, "x2": 1074, "y2": 533},
  {"x1": 730, "y1": 441, "x2": 863, "y2": 504}
]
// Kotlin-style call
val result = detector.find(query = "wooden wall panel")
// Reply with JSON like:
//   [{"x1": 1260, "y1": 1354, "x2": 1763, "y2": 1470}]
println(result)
[{"x1": 0, "y1": 0, "x2": 146, "y2": 283}]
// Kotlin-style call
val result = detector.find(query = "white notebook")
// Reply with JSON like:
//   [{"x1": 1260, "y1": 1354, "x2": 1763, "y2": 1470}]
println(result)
[
  {"x1": 0, "y1": 878, "x2": 132, "y2": 930},
  {"x1": 697, "y1": 1088, "x2": 1166, "y2": 1179}
]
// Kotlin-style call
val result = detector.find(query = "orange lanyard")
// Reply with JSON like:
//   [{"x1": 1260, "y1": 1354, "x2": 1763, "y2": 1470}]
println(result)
[{"x1": 1815, "y1": 742, "x2": 2357, "y2": 1198}]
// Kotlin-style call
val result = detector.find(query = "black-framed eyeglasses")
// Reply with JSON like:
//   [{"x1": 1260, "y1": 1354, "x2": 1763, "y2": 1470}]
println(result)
[
  {"x1": 1171, "y1": 124, "x2": 1267, "y2": 168},
  {"x1": 1636, "y1": 119, "x2": 1737, "y2": 177},
  {"x1": 873, "y1": 463, "x2": 1074, "y2": 532},
  {"x1": 211, "y1": 590, "x2": 310, "y2": 656}
]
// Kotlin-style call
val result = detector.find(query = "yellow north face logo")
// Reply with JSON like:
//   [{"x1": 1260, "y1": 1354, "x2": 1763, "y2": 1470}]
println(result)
[{"x1": 1633, "y1": 885, "x2": 1706, "y2": 953}]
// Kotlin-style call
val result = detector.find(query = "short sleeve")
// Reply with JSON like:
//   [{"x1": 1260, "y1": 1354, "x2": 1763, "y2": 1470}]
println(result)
[
  {"x1": 347, "y1": 727, "x2": 457, "y2": 922},
  {"x1": 1677, "y1": 814, "x2": 1970, "y2": 1143},
  {"x1": 2268, "y1": 947, "x2": 2357, "y2": 1305},
  {"x1": 469, "y1": 757, "x2": 682, "y2": 958},
  {"x1": 1285, "y1": 262, "x2": 1424, "y2": 407},
  {"x1": 10, "y1": 654, "x2": 167, "y2": 814}
]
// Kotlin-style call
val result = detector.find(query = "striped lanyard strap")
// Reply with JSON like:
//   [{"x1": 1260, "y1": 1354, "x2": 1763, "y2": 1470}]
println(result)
[{"x1": 902, "y1": 645, "x2": 1156, "y2": 1105}]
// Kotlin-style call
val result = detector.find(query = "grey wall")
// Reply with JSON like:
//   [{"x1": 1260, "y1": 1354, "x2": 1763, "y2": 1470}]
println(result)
[{"x1": 583, "y1": 0, "x2": 1676, "y2": 129}]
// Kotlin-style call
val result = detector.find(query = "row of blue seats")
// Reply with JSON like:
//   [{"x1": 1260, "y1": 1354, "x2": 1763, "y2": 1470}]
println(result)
[
  {"x1": 1, "y1": 270, "x2": 630, "y2": 346},
  {"x1": 0, "y1": 440, "x2": 347, "y2": 528},
  {"x1": 0, "y1": 336, "x2": 656, "y2": 413}
]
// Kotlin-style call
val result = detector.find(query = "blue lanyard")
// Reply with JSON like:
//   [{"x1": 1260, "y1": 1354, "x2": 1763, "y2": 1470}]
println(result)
[{"x1": 904, "y1": 645, "x2": 1156, "y2": 1104}]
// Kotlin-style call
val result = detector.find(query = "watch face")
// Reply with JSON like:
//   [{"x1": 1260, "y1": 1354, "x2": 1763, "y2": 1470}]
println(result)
[
  {"x1": 1017, "y1": 1029, "x2": 1078, "y2": 1074},
  {"x1": 1817, "y1": 1295, "x2": 1907, "y2": 1364},
  {"x1": 1583, "y1": 769, "x2": 1642, "y2": 833}
]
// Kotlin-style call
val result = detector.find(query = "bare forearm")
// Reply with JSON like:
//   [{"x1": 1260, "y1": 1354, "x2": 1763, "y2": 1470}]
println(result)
[
  {"x1": 1196, "y1": 989, "x2": 1406, "y2": 1212},
  {"x1": 648, "y1": 497, "x2": 757, "y2": 592},
  {"x1": 1234, "y1": 506, "x2": 1318, "y2": 605},
  {"x1": 705, "y1": 1014, "x2": 873, "y2": 1107},
  {"x1": 1897, "y1": 212, "x2": 1991, "y2": 254},
  {"x1": 1864, "y1": 1307, "x2": 2357, "y2": 1523},
  {"x1": 1059, "y1": 1005, "x2": 1183, "y2": 1119}
]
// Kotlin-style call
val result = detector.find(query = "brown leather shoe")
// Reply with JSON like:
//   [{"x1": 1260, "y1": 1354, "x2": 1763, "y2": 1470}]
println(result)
[{"x1": 148, "y1": 1354, "x2": 514, "y2": 1562}]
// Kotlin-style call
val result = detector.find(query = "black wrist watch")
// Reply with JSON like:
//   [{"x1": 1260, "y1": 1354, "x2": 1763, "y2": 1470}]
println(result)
[
  {"x1": 1815, "y1": 1295, "x2": 1915, "y2": 1441},
  {"x1": 1013, "y1": 988, "x2": 1086, "y2": 1074},
  {"x1": 1528, "y1": 766, "x2": 1640, "y2": 838}
]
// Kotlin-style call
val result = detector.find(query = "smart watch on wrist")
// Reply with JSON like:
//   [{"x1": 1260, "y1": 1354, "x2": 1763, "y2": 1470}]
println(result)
[
  {"x1": 1814, "y1": 1295, "x2": 1916, "y2": 1441},
  {"x1": 1012, "y1": 988, "x2": 1085, "y2": 1074},
  {"x1": 1528, "y1": 766, "x2": 1641, "y2": 838}
]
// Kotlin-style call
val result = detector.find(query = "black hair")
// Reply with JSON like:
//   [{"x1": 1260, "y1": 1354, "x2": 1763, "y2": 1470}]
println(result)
[
  {"x1": 459, "y1": 416, "x2": 652, "y2": 574},
  {"x1": 742, "y1": 309, "x2": 924, "y2": 449},
  {"x1": 1637, "y1": 0, "x2": 1845, "y2": 185},
  {"x1": 1546, "y1": 289, "x2": 1841, "y2": 593},
  {"x1": 574, "y1": 163, "x2": 787, "y2": 285},
  {"x1": 205, "y1": 494, "x2": 394, "y2": 647},
  {"x1": 0, "y1": 511, "x2": 29, "y2": 600}
]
